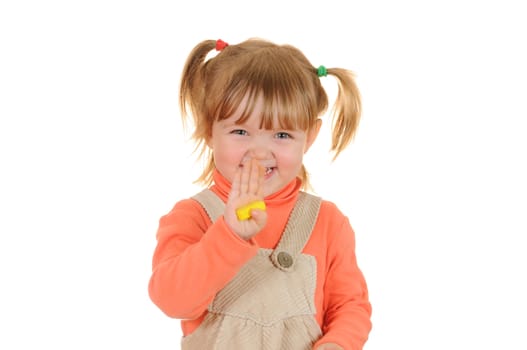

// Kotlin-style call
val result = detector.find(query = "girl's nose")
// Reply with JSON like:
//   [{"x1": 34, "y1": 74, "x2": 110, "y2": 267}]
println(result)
[{"x1": 249, "y1": 139, "x2": 270, "y2": 159}]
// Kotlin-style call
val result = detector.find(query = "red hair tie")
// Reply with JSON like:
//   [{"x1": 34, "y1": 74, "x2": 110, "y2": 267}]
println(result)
[{"x1": 216, "y1": 39, "x2": 229, "y2": 51}]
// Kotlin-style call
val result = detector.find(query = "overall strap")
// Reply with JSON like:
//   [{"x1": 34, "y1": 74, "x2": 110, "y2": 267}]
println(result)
[
  {"x1": 191, "y1": 189, "x2": 225, "y2": 223},
  {"x1": 270, "y1": 191, "x2": 321, "y2": 272}
]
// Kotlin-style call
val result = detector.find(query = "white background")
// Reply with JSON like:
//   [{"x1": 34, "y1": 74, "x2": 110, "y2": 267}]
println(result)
[{"x1": 1, "y1": 0, "x2": 526, "y2": 349}]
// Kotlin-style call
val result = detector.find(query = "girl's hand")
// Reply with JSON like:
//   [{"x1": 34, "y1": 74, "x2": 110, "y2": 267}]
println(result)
[
  {"x1": 224, "y1": 158, "x2": 267, "y2": 240},
  {"x1": 314, "y1": 343, "x2": 344, "y2": 350}
]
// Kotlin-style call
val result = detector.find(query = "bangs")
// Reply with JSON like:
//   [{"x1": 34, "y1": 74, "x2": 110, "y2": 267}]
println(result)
[{"x1": 210, "y1": 47, "x2": 323, "y2": 131}]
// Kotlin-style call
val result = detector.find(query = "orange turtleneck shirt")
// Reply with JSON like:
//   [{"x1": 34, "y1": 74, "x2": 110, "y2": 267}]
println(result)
[{"x1": 148, "y1": 170, "x2": 372, "y2": 349}]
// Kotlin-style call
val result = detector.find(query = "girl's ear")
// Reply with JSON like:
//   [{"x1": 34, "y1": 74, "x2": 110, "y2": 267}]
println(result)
[{"x1": 304, "y1": 119, "x2": 322, "y2": 153}]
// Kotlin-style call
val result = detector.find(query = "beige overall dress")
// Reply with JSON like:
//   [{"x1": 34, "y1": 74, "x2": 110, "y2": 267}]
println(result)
[{"x1": 181, "y1": 189, "x2": 323, "y2": 350}]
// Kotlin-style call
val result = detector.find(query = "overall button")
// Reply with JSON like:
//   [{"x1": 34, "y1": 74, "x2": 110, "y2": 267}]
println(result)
[{"x1": 277, "y1": 251, "x2": 293, "y2": 268}]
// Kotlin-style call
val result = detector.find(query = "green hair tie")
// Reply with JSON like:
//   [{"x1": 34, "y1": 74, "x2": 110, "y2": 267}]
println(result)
[{"x1": 317, "y1": 65, "x2": 328, "y2": 77}]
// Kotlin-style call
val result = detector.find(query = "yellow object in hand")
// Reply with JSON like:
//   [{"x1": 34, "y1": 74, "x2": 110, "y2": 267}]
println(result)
[{"x1": 236, "y1": 200, "x2": 266, "y2": 220}]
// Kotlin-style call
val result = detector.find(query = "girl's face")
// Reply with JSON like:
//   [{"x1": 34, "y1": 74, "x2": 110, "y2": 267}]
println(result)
[{"x1": 208, "y1": 96, "x2": 320, "y2": 197}]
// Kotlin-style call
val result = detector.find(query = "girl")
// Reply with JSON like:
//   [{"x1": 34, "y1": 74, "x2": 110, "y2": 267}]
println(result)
[{"x1": 148, "y1": 38, "x2": 372, "y2": 350}]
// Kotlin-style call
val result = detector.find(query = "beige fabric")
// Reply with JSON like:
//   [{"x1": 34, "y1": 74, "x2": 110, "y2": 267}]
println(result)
[
  {"x1": 184, "y1": 190, "x2": 322, "y2": 350},
  {"x1": 192, "y1": 189, "x2": 226, "y2": 223}
]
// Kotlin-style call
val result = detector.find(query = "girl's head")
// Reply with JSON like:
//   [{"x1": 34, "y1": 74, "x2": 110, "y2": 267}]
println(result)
[{"x1": 180, "y1": 38, "x2": 361, "y2": 190}]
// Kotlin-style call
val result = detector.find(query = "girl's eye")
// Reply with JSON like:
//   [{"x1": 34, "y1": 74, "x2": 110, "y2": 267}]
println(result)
[
  {"x1": 275, "y1": 132, "x2": 292, "y2": 139},
  {"x1": 231, "y1": 129, "x2": 248, "y2": 136}
]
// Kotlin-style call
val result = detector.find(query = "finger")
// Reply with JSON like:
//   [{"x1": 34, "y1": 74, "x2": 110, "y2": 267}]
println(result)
[
  {"x1": 239, "y1": 159, "x2": 250, "y2": 195},
  {"x1": 249, "y1": 208, "x2": 267, "y2": 227},
  {"x1": 230, "y1": 165, "x2": 242, "y2": 199},
  {"x1": 248, "y1": 159, "x2": 262, "y2": 196},
  {"x1": 257, "y1": 161, "x2": 264, "y2": 197}
]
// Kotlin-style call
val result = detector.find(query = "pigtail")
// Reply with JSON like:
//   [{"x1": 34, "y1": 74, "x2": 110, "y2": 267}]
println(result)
[
  {"x1": 179, "y1": 40, "x2": 217, "y2": 131},
  {"x1": 178, "y1": 40, "x2": 219, "y2": 185},
  {"x1": 326, "y1": 68, "x2": 362, "y2": 159}
]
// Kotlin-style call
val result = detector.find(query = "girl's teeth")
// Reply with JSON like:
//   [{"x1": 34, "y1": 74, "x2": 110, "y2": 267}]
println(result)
[{"x1": 265, "y1": 167, "x2": 273, "y2": 175}]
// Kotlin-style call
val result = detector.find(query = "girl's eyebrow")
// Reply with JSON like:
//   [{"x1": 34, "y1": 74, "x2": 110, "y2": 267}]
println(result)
[
  {"x1": 220, "y1": 120, "x2": 247, "y2": 128},
  {"x1": 218, "y1": 119, "x2": 238, "y2": 126}
]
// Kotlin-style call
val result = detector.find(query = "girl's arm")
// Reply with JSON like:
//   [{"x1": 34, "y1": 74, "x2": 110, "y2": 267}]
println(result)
[
  {"x1": 148, "y1": 199, "x2": 258, "y2": 319},
  {"x1": 314, "y1": 214, "x2": 372, "y2": 350}
]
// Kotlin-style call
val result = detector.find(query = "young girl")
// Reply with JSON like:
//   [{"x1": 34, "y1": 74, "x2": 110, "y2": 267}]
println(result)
[{"x1": 148, "y1": 38, "x2": 372, "y2": 350}]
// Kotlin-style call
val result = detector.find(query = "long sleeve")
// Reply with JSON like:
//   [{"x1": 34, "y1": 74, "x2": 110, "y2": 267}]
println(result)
[
  {"x1": 148, "y1": 198, "x2": 259, "y2": 319},
  {"x1": 312, "y1": 204, "x2": 372, "y2": 350}
]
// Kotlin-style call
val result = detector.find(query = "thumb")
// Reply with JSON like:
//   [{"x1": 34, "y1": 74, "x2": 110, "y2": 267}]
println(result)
[{"x1": 250, "y1": 209, "x2": 267, "y2": 228}]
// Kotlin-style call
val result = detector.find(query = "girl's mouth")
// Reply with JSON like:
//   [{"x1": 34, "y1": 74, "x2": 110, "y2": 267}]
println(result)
[
  {"x1": 264, "y1": 167, "x2": 275, "y2": 177},
  {"x1": 238, "y1": 161, "x2": 275, "y2": 177}
]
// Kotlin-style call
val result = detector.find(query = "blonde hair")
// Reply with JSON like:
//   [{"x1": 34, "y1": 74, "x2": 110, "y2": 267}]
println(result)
[{"x1": 179, "y1": 38, "x2": 361, "y2": 188}]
